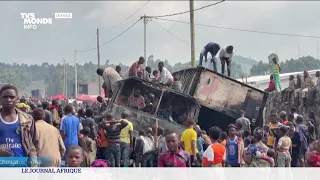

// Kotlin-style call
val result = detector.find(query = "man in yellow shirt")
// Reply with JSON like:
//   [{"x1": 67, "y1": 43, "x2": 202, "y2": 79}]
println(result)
[
  {"x1": 120, "y1": 111, "x2": 133, "y2": 167},
  {"x1": 267, "y1": 113, "x2": 281, "y2": 148},
  {"x1": 181, "y1": 119, "x2": 200, "y2": 167}
]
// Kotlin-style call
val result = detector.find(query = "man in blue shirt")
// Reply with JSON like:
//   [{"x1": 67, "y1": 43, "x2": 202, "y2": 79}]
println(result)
[
  {"x1": 0, "y1": 84, "x2": 38, "y2": 167},
  {"x1": 199, "y1": 42, "x2": 221, "y2": 71},
  {"x1": 226, "y1": 124, "x2": 244, "y2": 167},
  {"x1": 60, "y1": 105, "x2": 80, "y2": 151}
]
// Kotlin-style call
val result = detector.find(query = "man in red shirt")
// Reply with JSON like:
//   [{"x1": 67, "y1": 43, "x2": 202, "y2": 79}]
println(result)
[
  {"x1": 265, "y1": 75, "x2": 275, "y2": 92},
  {"x1": 158, "y1": 131, "x2": 191, "y2": 167},
  {"x1": 129, "y1": 57, "x2": 145, "y2": 78}
]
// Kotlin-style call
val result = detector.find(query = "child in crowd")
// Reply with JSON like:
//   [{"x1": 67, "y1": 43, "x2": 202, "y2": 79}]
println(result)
[
  {"x1": 79, "y1": 127, "x2": 94, "y2": 165},
  {"x1": 90, "y1": 159, "x2": 108, "y2": 167},
  {"x1": 219, "y1": 131, "x2": 227, "y2": 147},
  {"x1": 66, "y1": 145, "x2": 85, "y2": 167},
  {"x1": 246, "y1": 143, "x2": 275, "y2": 167}
]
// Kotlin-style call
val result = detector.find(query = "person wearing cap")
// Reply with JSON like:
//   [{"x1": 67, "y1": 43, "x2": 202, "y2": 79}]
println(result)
[
  {"x1": 33, "y1": 107, "x2": 66, "y2": 167},
  {"x1": 219, "y1": 45, "x2": 234, "y2": 77},
  {"x1": 225, "y1": 124, "x2": 244, "y2": 167},
  {"x1": 199, "y1": 42, "x2": 221, "y2": 72}
]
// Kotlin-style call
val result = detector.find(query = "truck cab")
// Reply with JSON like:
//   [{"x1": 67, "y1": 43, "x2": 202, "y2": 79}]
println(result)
[{"x1": 106, "y1": 77, "x2": 201, "y2": 136}]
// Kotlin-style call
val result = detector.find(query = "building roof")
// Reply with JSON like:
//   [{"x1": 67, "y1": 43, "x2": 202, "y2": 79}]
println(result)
[{"x1": 236, "y1": 69, "x2": 320, "y2": 84}]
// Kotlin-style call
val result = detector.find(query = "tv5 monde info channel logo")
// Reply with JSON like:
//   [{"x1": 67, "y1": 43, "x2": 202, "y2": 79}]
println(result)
[{"x1": 20, "y1": 12, "x2": 72, "y2": 30}]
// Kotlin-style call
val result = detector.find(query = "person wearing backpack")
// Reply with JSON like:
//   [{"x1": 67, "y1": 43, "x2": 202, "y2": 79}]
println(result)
[{"x1": 82, "y1": 108, "x2": 98, "y2": 162}]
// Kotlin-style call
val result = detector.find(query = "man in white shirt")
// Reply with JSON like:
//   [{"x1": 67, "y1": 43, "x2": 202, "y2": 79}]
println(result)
[
  {"x1": 219, "y1": 45, "x2": 234, "y2": 77},
  {"x1": 158, "y1": 61, "x2": 174, "y2": 86}
]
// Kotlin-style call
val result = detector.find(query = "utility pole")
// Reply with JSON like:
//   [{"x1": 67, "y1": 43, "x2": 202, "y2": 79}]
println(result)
[
  {"x1": 74, "y1": 50, "x2": 78, "y2": 98},
  {"x1": 317, "y1": 40, "x2": 319, "y2": 60},
  {"x1": 298, "y1": 44, "x2": 300, "y2": 59},
  {"x1": 65, "y1": 65, "x2": 68, "y2": 97},
  {"x1": 97, "y1": 28, "x2": 101, "y2": 96},
  {"x1": 189, "y1": 0, "x2": 196, "y2": 67},
  {"x1": 143, "y1": 15, "x2": 148, "y2": 66},
  {"x1": 63, "y1": 59, "x2": 66, "y2": 95}
]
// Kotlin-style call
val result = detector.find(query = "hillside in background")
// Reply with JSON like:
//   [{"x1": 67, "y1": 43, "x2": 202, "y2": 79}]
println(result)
[
  {"x1": 233, "y1": 55, "x2": 258, "y2": 72},
  {"x1": 3, "y1": 54, "x2": 300, "y2": 97}
]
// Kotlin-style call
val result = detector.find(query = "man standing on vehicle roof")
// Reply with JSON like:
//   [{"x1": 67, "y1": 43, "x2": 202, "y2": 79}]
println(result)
[
  {"x1": 219, "y1": 45, "x2": 234, "y2": 77},
  {"x1": 199, "y1": 42, "x2": 221, "y2": 72}
]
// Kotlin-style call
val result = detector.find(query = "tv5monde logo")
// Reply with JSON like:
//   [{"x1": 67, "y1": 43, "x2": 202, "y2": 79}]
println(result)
[{"x1": 20, "y1": 13, "x2": 72, "y2": 30}]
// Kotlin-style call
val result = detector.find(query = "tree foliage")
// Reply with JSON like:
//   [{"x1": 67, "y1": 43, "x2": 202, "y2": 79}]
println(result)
[
  {"x1": 0, "y1": 55, "x2": 255, "y2": 96},
  {"x1": 250, "y1": 56, "x2": 320, "y2": 76}
]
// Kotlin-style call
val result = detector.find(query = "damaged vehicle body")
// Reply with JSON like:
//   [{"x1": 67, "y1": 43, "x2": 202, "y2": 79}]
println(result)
[
  {"x1": 172, "y1": 66, "x2": 269, "y2": 131},
  {"x1": 106, "y1": 77, "x2": 201, "y2": 136}
]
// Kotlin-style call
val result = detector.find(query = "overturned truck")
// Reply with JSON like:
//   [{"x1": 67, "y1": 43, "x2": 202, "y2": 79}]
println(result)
[
  {"x1": 173, "y1": 66, "x2": 269, "y2": 131},
  {"x1": 106, "y1": 77, "x2": 201, "y2": 136}
]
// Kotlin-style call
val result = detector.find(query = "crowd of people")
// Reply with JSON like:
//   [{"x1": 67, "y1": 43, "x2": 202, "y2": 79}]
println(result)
[
  {"x1": 0, "y1": 83, "x2": 319, "y2": 168},
  {"x1": 97, "y1": 57, "x2": 183, "y2": 100}
]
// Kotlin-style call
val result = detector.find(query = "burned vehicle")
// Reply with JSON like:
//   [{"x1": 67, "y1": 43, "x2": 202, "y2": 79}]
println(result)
[
  {"x1": 172, "y1": 66, "x2": 269, "y2": 131},
  {"x1": 106, "y1": 77, "x2": 201, "y2": 136}
]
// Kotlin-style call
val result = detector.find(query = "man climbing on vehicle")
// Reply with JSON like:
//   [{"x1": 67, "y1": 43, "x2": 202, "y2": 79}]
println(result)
[
  {"x1": 219, "y1": 45, "x2": 234, "y2": 77},
  {"x1": 199, "y1": 42, "x2": 220, "y2": 72}
]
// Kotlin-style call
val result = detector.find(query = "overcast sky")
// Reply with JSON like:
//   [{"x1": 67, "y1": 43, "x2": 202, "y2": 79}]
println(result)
[{"x1": 1, "y1": 1, "x2": 320, "y2": 66}]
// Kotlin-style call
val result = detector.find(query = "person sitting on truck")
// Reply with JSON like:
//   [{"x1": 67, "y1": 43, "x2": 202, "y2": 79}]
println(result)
[
  {"x1": 129, "y1": 57, "x2": 145, "y2": 78},
  {"x1": 301, "y1": 70, "x2": 316, "y2": 105},
  {"x1": 282, "y1": 75, "x2": 295, "y2": 103},
  {"x1": 127, "y1": 89, "x2": 146, "y2": 110},
  {"x1": 171, "y1": 75, "x2": 183, "y2": 92},
  {"x1": 293, "y1": 74, "x2": 303, "y2": 105},
  {"x1": 143, "y1": 66, "x2": 152, "y2": 81},
  {"x1": 115, "y1": 65, "x2": 123, "y2": 78},
  {"x1": 153, "y1": 70, "x2": 160, "y2": 80},
  {"x1": 158, "y1": 61, "x2": 174, "y2": 86},
  {"x1": 143, "y1": 93, "x2": 155, "y2": 114},
  {"x1": 264, "y1": 75, "x2": 275, "y2": 92},
  {"x1": 199, "y1": 42, "x2": 221, "y2": 71},
  {"x1": 219, "y1": 45, "x2": 234, "y2": 77}
]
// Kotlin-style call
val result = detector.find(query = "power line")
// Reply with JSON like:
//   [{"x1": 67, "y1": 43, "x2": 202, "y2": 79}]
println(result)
[
  {"x1": 151, "y1": 21, "x2": 189, "y2": 46},
  {"x1": 77, "y1": 18, "x2": 142, "y2": 53},
  {"x1": 148, "y1": 0, "x2": 224, "y2": 18},
  {"x1": 101, "y1": 0, "x2": 150, "y2": 32},
  {"x1": 77, "y1": 34, "x2": 96, "y2": 53},
  {"x1": 153, "y1": 17, "x2": 320, "y2": 39},
  {"x1": 151, "y1": 20, "x2": 200, "y2": 52}
]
